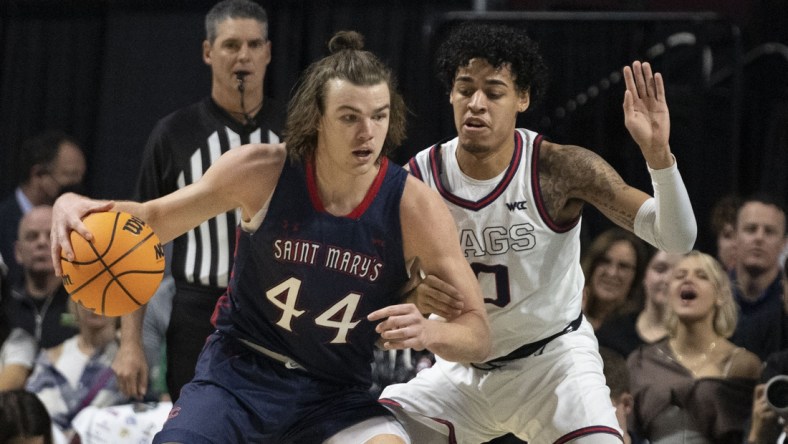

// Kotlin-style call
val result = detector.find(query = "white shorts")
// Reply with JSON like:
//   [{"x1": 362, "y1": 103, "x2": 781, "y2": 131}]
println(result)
[
  {"x1": 323, "y1": 415, "x2": 411, "y2": 444},
  {"x1": 381, "y1": 320, "x2": 622, "y2": 444}
]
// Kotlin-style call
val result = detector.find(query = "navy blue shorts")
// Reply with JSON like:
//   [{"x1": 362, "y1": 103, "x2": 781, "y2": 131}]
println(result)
[{"x1": 153, "y1": 332, "x2": 391, "y2": 443}]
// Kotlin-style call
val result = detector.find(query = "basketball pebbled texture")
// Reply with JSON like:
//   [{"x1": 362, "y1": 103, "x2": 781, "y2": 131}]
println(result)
[{"x1": 61, "y1": 211, "x2": 165, "y2": 316}]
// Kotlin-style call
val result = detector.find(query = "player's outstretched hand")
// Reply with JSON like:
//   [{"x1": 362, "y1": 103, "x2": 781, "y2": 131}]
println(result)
[
  {"x1": 622, "y1": 60, "x2": 673, "y2": 169},
  {"x1": 406, "y1": 275, "x2": 465, "y2": 320},
  {"x1": 50, "y1": 193, "x2": 115, "y2": 276},
  {"x1": 369, "y1": 303, "x2": 432, "y2": 352}
]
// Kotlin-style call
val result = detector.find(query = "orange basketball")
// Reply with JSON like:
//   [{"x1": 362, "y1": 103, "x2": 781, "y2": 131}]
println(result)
[{"x1": 60, "y1": 211, "x2": 165, "y2": 316}]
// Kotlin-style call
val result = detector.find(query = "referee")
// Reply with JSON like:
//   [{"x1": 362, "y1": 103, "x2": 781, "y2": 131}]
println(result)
[{"x1": 112, "y1": 0, "x2": 284, "y2": 402}]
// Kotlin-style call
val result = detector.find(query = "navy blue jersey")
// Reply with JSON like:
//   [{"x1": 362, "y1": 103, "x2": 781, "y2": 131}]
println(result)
[{"x1": 214, "y1": 157, "x2": 409, "y2": 386}]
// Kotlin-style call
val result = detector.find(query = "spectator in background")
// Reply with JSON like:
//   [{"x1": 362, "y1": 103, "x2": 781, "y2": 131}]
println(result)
[
  {"x1": 0, "y1": 131, "x2": 85, "y2": 288},
  {"x1": 599, "y1": 346, "x2": 638, "y2": 444},
  {"x1": 729, "y1": 194, "x2": 787, "y2": 361},
  {"x1": 4, "y1": 206, "x2": 77, "y2": 350},
  {"x1": 141, "y1": 276, "x2": 175, "y2": 401},
  {"x1": 746, "y1": 255, "x2": 788, "y2": 444},
  {"x1": 747, "y1": 353, "x2": 788, "y2": 444},
  {"x1": 25, "y1": 301, "x2": 126, "y2": 440},
  {"x1": 0, "y1": 389, "x2": 54, "y2": 444},
  {"x1": 628, "y1": 250, "x2": 761, "y2": 444},
  {"x1": 0, "y1": 284, "x2": 36, "y2": 391},
  {"x1": 0, "y1": 252, "x2": 6, "y2": 302},
  {"x1": 113, "y1": 0, "x2": 285, "y2": 403},
  {"x1": 582, "y1": 227, "x2": 651, "y2": 331},
  {"x1": 597, "y1": 249, "x2": 683, "y2": 358},
  {"x1": 0, "y1": 251, "x2": 35, "y2": 392},
  {"x1": 710, "y1": 194, "x2": 741, "y2": 272}
]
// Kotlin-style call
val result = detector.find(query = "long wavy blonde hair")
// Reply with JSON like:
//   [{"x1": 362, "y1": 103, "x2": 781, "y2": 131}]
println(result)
[{"x1": 664, "y1": 250, "x2": 738, "y2": 338}]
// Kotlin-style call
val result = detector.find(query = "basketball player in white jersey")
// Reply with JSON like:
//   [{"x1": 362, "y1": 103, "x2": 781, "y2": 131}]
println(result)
[{"x1": 381, "y1": 23, "x2": 696, "y2": 443}]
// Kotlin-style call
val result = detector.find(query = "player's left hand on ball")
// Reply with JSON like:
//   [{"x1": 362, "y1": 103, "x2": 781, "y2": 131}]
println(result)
[
  {"x1": 407, "y1": 275, "x2": 465, "y2": 320},
  {"x1": 50, "y1": 193, "x2": 115, "y2": 276},
  {"x1": 368, "y1": 303, "x2": 429, "y2": 351}
]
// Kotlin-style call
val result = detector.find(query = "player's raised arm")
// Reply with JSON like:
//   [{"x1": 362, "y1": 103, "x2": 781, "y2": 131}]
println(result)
[
  {"x1": 553, "y1": 61, "x2": 696, "y2": 254},
  {"x1": 369, "y1": 176, "x2": 491, "y2": 363},
  {"x1": 50, "y1": 143, "x2": 286, "y2": 275}
]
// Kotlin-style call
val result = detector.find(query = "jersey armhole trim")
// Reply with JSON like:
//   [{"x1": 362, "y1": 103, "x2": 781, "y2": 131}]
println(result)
[{"x1": 530, "y1": 134, "x2": 581, "y2": 233}]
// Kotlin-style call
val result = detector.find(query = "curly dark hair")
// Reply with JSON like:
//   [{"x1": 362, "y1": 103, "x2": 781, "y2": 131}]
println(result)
[{"x1": 435, "y1": 22, "x2": 549, "y2": 106}]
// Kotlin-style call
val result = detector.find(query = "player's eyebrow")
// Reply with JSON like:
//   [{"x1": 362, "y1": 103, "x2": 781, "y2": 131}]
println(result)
[
  {"x1": 455, "y1": 75, "x2": 510, "y2": 88},
  {"x1": 336, "y1": 104, "x2": 390, "y2": 114}
]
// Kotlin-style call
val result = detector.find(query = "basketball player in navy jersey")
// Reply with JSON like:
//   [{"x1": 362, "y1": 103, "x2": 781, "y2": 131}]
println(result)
[
  {"x1": 381, "y1": 23, "x2": 696, "y2": 443},
  {"x1": 112, "y1": 0, "x2": 285, "y2": 403},
  {"x1": 50, "y1": 31, "x2": 490, "y2": 443}
]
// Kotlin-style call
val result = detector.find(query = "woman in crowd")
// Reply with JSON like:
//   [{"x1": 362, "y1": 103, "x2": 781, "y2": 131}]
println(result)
[
  {"x1": 582, "y1": 227, "x2": 650, "y2": 331},
  {"x1": 627, "y1": 250, "x2": 761, "y2": 443},
  {"x1": 596, "y1": 250, "x2": 683, "y2": 358}
]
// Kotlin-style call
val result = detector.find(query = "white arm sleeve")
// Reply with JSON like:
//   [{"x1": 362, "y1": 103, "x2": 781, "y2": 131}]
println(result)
[{"x1": 633, "y1": 157, "x2": 697, "y2": 253}]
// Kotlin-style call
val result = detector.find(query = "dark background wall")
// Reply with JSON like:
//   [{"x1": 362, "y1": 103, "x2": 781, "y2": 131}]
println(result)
[{"x1": 1, "y1": 0, "x2": 786, "y2": 254}]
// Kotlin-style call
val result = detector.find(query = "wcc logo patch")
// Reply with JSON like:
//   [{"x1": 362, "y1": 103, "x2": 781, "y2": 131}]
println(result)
[{"x1": 505, "y1": 200, "x2": 528, "y2": 211}]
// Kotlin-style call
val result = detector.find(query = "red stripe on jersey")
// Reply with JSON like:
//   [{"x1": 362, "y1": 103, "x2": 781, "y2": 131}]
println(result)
[
  {"x1": 378, "y1": 398, "x2": 402, "y2": 408},
  {"x1": 347, "y1": 158, "x2": 388, "y2": 219},
  {"x1": 211, "y1": 292, "x2": 230, "y2": 328},
  {"x1": 429, "y1": 132, "x2": 523, "y2": 212},
  {"x1": 378, "y1": 398, "x2": 458, "y2": 444},
  {"x1": 305, "y1": 157, "x2": 390, "y2": 220},
  {"x1": 306, "y1": 157, "x2": 325, "y2": 213},
  {"x1": 530, "y1": 135, "x2": 581, "y2": 233},
  {"x1": 554, "y1": 426, "x2": 623, "y2": 444},
  {"x1": 407, "y1": 157, "x2": 423, "y2": 180}
]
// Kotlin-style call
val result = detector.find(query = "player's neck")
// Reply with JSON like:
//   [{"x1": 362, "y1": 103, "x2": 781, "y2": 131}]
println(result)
[
  {"x1": 312, "y1": 154, "x2": 379, "y2": 217},
  {"x1": 455, "y1": 140, "x2": 513, "y2": 180}
]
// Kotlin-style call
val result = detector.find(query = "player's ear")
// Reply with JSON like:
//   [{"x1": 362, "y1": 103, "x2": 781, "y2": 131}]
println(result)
[{"x1": 517, "y1": 89, "x2": 530, "y2": 113}]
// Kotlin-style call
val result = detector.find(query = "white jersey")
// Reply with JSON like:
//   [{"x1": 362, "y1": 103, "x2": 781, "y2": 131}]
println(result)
[
  {"x1": 408, "y1": 128, "x2": 584, "y2": 360},
  {"x1": 385, "y1": 129, "x2": 620, "y2": 443}
]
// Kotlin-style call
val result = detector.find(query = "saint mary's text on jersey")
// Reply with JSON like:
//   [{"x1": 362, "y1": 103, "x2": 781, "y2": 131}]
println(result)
[{"x1": 273, "y1": 238, "x2": 383, "y2": 282}]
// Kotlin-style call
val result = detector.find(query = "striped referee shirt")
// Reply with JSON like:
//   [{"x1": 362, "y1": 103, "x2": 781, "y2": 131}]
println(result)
[{"x1": 135, "y1": 96, "x2": 285, "y2": 289}]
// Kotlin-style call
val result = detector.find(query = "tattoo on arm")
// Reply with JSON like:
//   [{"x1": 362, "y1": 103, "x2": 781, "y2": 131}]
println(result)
[{"x1": 542, "y1": 145, "x2": 636, "y2": 229}]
